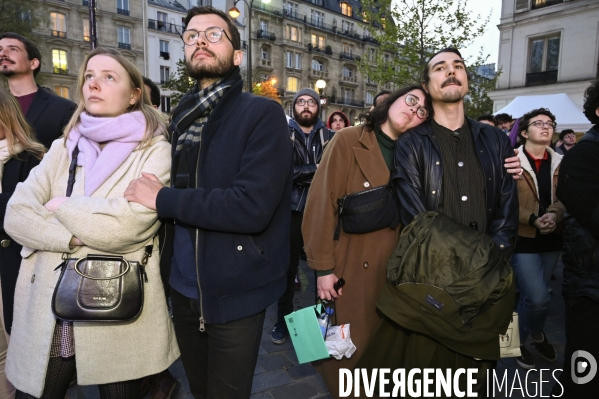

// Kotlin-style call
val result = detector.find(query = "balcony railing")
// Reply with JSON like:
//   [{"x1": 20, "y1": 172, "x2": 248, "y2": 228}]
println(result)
[
  {"x1": 307, "y1": 44, "x2": 333, "y2": 56},
  {"x1": 51, "y1": 30, "x2": 66, "y2": 38},
  {"x1": 330, "y1": 96, "x2": 364, "y2": 108},
  {"x1": 532, "y1": 0, "x2": 563, "y2": 10},
  {"x1": 341, "y1": 75, "x2": 358, "y2": 84},
  {"x1": 260, "y1": 58, "x2": 272, "y2": 67},
  {"x1": 118, "y1": 42, "x2": 131, "y2": 50},
  {"x1": 160, "y1": 51, "x2": 170, "y2": 60},
  {"x1": 117, "y1": 8, "x2": 130, "y2": 16},
  {"x1": 257, "y1": 30, "x2": 276, "y2": 41},
  {"x1": 340, "y1": 52, "x2": 360, "y2": 61},
  {"x1": 53, "y1": 67, "x2": 68, "y2": 74},
  {"x1": 525, "y1": 70, "x2": 558, "y2": 87},
  {"x1": 148, "y1": 19, "x2": 183, "y2": 34},
  {"x1": 310, "y1": 69, "x2": 328, "y2": 78}
]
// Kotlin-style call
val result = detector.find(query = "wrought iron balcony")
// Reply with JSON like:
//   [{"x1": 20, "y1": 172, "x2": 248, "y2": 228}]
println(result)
[
  {"x1": 525, "y1": 70, "x2": 558, "y2": 87},
  {"x1": 148, "y1": 19, "x2": 183, "y2": 35},
  {"x1": 257, "y1": 30, "x2": 276, "y2": 41},
  {"x1": 160, "y1": 51, "x2": 170, "y2": 60},
  {"x1": 339, "y1": 52, "x2": 360, "y2": 61},
  {"x1": 53, "y1": 67, "x2": 68, "y2": 74},
  {"x1": 118, "y1": 42, "x2": 131, "y2": 50},
  {"x1": 330, "y1": 96, "x2": 364, "y2": 108},
  {"x1": 117, "y1": 8, "x2": 130, "y2": 16}
]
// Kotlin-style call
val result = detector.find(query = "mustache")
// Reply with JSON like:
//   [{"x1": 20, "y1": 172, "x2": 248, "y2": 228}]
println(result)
[
  {"x1": 191, "y1": 47, "x2": 215, "y2": 59},
  {"x1": 441, "y1": 77, "x2": 462, "y2": 88},
  {"x1": 0, "y1": 58, "x2": 14, "y2": 64}
]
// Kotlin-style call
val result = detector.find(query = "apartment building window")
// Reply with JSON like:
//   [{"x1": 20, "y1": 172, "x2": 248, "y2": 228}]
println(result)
[
  {"x1": 262, "y1": 46, "x2": 270, "y2": 60},
  {"x1": 117, "y1": 0, "x2": 130, "y2": 15},
  {"x1": 285, "y1": 101, "x2": 293, "y2": 116},
  {"x1": 342, "y1": 20, "x2": 354, "y2": 33},
  {"x1": 311, "y1": 34, "x2": 325, "y2": 48},
  {"x1": 366, "y1": 91, "x2": 374, "y2": 104},
  {"x1": 311, "y1": 10, "x2": 324, "y2": 27},
  {"x1": 52, "y1": 50, "x2": 68, "y2": 74},
  {"x1": 83, "y1": 19, "x2": 90, "y2": 42},
  {"x1": 342, "y1": 43, "x2": 354, "y2": 56},
  {"x1": 369, "y1": 48, "x2": 375, "y2": 62},
  {"x1": 117, "y1": 27, "x2": 131, "y2": 49},
  {"x1": 340, "y1": 2, "x2": 352, "y2": 17},
  {"x1": 160, "y1": 40, "x2": 170, "y2": 59},
  {"x1": 161, "y1": 96, "x2": 171, "y2": 113},
  {"x1": 286, "y1": 25, "x2": 300, "y2": 42},
  {"x1": 342, "y1": 66, "x2": 353, "y2": 78},
  {"x1": 160, "y1": 66, "x2": 170, "y2": 84},
  {"x1": 287, "y1": 76, "x2": 300, "y2": 92},
  {"x1": 343, "y1": 88, "x2": 354, "y2": 102},
  {"x1": 50, "y1": 13, "x2": 66, "y2": 37},
  {"x1": 311, "y1": 59, "x2": 323, "y2": 71},
  {"x1": 157, "y1": 12, "x2": 168, "y2": 31},
  {"x1": 198, "y1": 0, "x2": 212, "y2": 5},
  {"x1": 54, "y1": 86, "x2": 70, "y2": 99},
  {"x1": 527, "y1": 34, "x2": 560, "y2": 86},
  {"x1": 286, "y1": 52, "x2": 301, "y2": 69},
  {"x1": 311, "y1": 0, "x2": 323, "y2": 6},
  {"x1": 532, "y1": 0, "x2": 564, "y2": 10},
  {"x1": 284, "y1": 1, "x2": 298, "y2": 17}
]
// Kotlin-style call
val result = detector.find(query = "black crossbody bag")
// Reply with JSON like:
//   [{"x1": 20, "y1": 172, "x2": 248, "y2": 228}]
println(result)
[{"x1": 334, "y1": 184, "x2": 400, "y2": 240}]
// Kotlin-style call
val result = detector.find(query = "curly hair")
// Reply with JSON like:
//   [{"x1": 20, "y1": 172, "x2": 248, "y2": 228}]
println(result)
[
  {"x1": 361, "y1": 86, "x2": 430, "y2": 131},
  {"x1": 583, "y1": 80, "x2": 599, "y2": 124}
]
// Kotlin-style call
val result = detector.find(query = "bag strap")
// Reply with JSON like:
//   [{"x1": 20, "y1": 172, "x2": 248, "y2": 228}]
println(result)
[{"x1": 66, "y1": 147, "x2": 79, "y2": 197}]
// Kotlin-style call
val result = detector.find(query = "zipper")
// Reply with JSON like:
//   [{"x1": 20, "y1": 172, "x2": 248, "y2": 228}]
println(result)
[
  {"x1": 195, "y1": 135, "x2": 206, "y2": 332},
  {"x1": 312, "y1": 144, "x2": 316, "y2": 164}
]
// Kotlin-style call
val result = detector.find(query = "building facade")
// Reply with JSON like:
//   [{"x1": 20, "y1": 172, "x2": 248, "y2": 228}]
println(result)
[
  {"x1": 489, "y1": 0, "x2": 599, "y2": 111},
  {"x1": 232, "y1": 0, "x2": 389, "y2": 123},
  {"x1": 37, "y1": 0, "x2": 146, "y2": 103}
]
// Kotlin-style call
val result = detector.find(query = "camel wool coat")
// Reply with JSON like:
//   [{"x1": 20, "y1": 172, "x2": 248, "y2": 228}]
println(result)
[
  {"x1": 4, "y1": 136, "x2": 180, "y2": 397},
  {"x1": 302, "y1": 126, "x2": 400, "y2": 399}
]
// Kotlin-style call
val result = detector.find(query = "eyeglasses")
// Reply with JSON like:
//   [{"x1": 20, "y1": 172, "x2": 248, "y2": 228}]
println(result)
[
  {"x1": 527, "y1": 120, "x2": 556, "y2": 130},
  {"x1": 296, "y1": 98, "x2": 318, "y2": 107},
  {"x1": 564, "y1": 133, "x2": 576, "y2": 138},
  {"x1": 405, "y1": 93, "x2": 428, "y2": 119},
  {"x1": 181, "y1": 27, "x2": 232, "y2": 46}
]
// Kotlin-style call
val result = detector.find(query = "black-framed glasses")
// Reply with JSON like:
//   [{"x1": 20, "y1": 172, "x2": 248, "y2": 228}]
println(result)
[
  {"x1": 527, "y1": 120, "x2": 556, "y2": 130},
  {"x1": 405, "y1": 93, "x2": 428, "y2": 119},
  {"x1": 296, "y1": 98, "x2": 318, "y2": 107},
  {"x1": 181, "y1": 27, "x2": 232, "y2": 46}
]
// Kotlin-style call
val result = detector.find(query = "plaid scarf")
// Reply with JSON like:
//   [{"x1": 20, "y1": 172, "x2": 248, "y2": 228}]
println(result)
[{"x1": 173, "y1": 80, "x2": 231, "y2": 154}]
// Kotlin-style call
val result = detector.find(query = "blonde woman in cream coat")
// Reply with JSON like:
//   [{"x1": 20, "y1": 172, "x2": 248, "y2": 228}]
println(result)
[{"x1": 4, "y1": 48, "x2": 179, "y2": 399}]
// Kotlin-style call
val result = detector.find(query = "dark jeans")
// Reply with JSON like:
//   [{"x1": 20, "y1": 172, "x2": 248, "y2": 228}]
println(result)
[
  {"x1": 554, "y1": 297, "x2": 599, "y2": 398},
  {"x1": 276, "y1": 211, "x2": 303, "y2": 323},
  {"x1": 170, "y1": 288, "x2": 265, "y2": 399}
]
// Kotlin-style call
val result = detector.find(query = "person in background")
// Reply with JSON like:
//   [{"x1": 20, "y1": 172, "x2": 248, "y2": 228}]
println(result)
[
  {"x1": 0, "y1": 87, "x2": 46, "y2": 399},
  {"x1": 4, "y1": 47, "x2": 178, "y2": 399},
  {"x1": 143, "y1": 77, "x2": 161, "y2": 110},
  {"x1": 326, "y1": 111, "x2": 349, "y2": 131},
  {"x1": 511, "y1": 108, "x2": 564, "y2": 370},
  {"x1": 555, "y1": 129, "x2": 576, "y2": 155},
  {"x1": 495, "y1": 112, "x2": 513, "y2": 134},
  {"x1": 553, "y1": 80, "x2": 599, "y2": 398},
  {"x1": 477, "y1": 114, "x2": 496, "y2": 126},
  {"x1": 0, "y1": 32, "x2": 76, "y2": 148},
  {"x1": 303, "y1": 86, "x2": 430, "y2": 398},
  {"x1": 271, "y1": 88, "x2": 335, "y2": 345}
]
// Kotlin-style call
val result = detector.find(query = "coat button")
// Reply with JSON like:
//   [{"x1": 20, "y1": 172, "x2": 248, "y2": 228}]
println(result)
[
  {"x1": 432, "y1": 191, "x2": 436, "y2": 195},
  {"x1": 363, "y1": 262, "x2": 369, "y2": 269},
  {"x1": 31, "y1": 274, "x2": 35, "y2": 283},
  {"x1": 237, "y1": 246, "x2": 243, "y2": 251},
  {"x1": 458, "y1": 161, "x2": 464, "y2": 167},
  {"x1": 0, "y1": 239, "x2": 10, "y2": 248},
  {"x1": 461, "y1": 196, "x2": 468, "y2": 201},
  {"x1": 363, "y1": 182, "x2": 370, "y2": 188},
  {"x1": 500, "y1": 244, "x2": 505, "y2": 249},
  {"x1": 435, "y1": 161, "x2": 440, "y2": 165}
]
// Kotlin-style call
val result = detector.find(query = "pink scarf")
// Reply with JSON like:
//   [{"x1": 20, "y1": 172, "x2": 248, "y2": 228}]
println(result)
[{"x1": 66, "y1": 111, "x2": 148, "y2": 196}]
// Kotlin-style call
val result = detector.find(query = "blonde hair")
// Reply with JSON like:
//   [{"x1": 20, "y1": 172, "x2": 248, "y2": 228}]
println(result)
[
  {"x1": 63, "y1": 48, "x2": 168, "y2": 145},
  {"x1": 0, "y1": 87, "x2": 46, "y2": 159}
]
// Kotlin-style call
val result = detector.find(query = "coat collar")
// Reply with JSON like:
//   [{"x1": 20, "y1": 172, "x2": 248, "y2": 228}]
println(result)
[
  {"x1": 25, "y1": 86, "x2": 50, "y2": 126},
  {"x1": 353, "y1": 126, "x2": 390, "y2": 187}
]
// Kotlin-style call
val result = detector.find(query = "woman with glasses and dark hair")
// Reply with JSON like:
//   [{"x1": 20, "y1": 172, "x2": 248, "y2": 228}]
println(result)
[
  {"x1": 512, "y1": 107, "x2": 565, "y2": 370},
  {"x1": 301, "y1": 86, "x2": 430, "y2": 398}
]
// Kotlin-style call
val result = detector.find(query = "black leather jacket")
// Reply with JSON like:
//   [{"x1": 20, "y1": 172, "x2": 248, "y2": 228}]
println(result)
[
  {"x1": 558, "y1": 125, "x2": 599, "y2": 302},
  {"x1": 393, "y1": 118, "x2": 518, "y2": 256},
  {"x1": 289, "y1": 118, "x2": 335, "y2": 212}
]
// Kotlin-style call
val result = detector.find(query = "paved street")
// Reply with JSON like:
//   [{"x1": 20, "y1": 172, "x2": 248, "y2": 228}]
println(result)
[{"x1": 68, "y1": 259, "x2": 568, "y2": 399}]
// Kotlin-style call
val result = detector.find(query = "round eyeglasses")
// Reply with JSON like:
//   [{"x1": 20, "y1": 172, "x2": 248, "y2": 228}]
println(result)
[
  {"x1": 296, "y1": 98, "x2": 318, "y2": 107},
  {"x1": 404, "y1": 93, "x2": 428, "y2": 119},
  {"x1": 181, "y1": 27, "x2": 232, "y2": 46},
  {"x1": 527, "y1": 120, "x2": 556, "y2": 130}
]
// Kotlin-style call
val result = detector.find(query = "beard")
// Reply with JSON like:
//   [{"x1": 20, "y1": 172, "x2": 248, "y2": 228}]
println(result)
[
  {"x1": 294, "y1": 110, "x2": 319, "y2": 128},
  {"x1": 0, "y1": 64, "x2": 15, "y2": 77},
  {"x1": 438, "y1": 77, "x2": 466, "y2": 103},
  {"x1": 186, "y1": 48, "x2": 235, "y2": 81}
]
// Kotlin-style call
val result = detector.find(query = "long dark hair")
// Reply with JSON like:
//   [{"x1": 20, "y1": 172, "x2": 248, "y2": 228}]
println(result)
[{"x1": 361, "y1": 86, "x2": 430, "y2": 130}]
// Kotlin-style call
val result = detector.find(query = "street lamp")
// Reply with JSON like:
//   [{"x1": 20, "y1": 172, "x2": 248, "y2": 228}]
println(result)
[
  {"x1": 229, "y1": 0, "x2": 271, "y2": 92},
  {"x1": 315, "y1": 79, "x2": 327, "y2": 96}
]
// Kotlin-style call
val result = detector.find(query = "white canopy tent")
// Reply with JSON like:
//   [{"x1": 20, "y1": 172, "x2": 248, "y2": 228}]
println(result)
[{"x1": 494, "y1": 93, "x2": 592, "y2": 132}]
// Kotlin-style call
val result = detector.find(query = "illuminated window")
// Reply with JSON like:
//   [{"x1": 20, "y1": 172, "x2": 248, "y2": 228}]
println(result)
[
  {"x1": 287, "y1": 76, "x2": 299, "y2": 92},
  {"x1": 340, "y1": 2, "x2": 352, "y2": 17},
  {"x1": 311, "y1": 34, "x2": 325, "y2": 48},
  {"x1": 52, "y1": 50, "x2": 68, "y2": 74},
  {"x1": 286, "y1": 25, "x2": 300, "y2": 42},
  {"x1": 83, "y1": 19, "x2": 90, "y2": 42},
  {"x1": 54, "y1": 86, "x2": 70, "y2": 99},
  {"x1": 50, "y1": 13, "x2": 66, "y2": 37}
]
